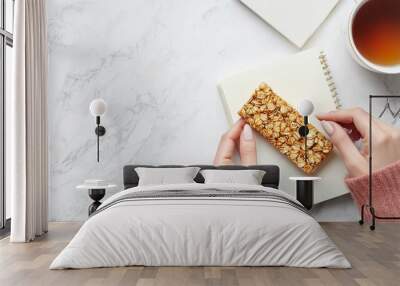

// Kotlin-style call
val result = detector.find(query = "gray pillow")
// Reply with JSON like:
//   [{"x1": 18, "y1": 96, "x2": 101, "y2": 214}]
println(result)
[
  {"x1": 135, "y1": 167, "x2": 200, "y2": 186},
  {"x1": 200, "y1": 169, "x2": 266, "y2": 185}
]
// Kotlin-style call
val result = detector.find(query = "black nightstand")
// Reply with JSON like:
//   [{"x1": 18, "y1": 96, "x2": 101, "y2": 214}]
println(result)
[
  {"x1": 77, "y1": 183, "x2": 117, "y2": 216},
  {"x1": 289, "y1": 177, "x2": 321, "y2": 210}
]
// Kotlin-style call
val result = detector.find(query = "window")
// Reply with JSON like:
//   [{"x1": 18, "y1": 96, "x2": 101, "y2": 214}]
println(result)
[{"x1": 0, "y1": 0, "x2": 13, "y2": 232}]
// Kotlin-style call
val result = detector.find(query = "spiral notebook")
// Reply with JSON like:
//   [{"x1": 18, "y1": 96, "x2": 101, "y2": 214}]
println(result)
[{"x1": 218, "y1": 48, "x2": 347, "y2": 204}]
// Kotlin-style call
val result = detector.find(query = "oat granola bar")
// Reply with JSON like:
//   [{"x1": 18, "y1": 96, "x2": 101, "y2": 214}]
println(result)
[{"x1": 238, "y1": 83, "x2": 333, "y2": 174}]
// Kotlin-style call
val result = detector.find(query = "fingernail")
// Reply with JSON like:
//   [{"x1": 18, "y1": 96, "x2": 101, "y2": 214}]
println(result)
[
  {"x1": 243, "y1": 124, "x2": 253, "y2": 140},
  {"x1": 321, "y1": 121, "x2": 334, "y2": 136}
]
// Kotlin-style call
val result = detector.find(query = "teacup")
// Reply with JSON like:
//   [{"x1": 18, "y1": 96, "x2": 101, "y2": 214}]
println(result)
[{"x1": 347, "y1": 0, "x2": 400, "y2": 74}]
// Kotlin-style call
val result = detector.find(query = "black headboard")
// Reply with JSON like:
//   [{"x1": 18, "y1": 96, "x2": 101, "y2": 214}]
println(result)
[{"x1": 123, "y1": 165, "x2": 280, "y2": 189}]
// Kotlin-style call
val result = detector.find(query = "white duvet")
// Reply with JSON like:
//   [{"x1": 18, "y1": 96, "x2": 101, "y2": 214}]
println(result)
[{"x1": 50, "y1": 183, "x2": 350, "y2": 269}]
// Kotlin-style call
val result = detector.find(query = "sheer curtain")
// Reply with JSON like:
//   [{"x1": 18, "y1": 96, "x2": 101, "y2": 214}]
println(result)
[{"x1": 9, "y1": 0, "x2": 48, "y2": 242}]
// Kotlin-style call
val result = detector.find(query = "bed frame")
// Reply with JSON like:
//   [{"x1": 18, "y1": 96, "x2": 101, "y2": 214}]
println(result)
[{"x1": 123, "y1": 165, "x2": 280, "y2": 189}]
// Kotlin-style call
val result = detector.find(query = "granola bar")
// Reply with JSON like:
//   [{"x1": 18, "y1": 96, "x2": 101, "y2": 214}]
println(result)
[{"x1": 238, "y1": 83, "x2": 333, "y2": 174}]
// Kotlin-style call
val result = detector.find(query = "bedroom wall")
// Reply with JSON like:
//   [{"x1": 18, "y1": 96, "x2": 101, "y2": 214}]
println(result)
[{"x1": 47, "y1": 0, "x2": 359, "y2": 221}]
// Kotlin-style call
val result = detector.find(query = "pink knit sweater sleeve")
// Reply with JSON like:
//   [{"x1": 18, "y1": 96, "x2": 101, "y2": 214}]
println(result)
[{"x1": 345, "y1": 160, "x2": 400, "y2": 221}]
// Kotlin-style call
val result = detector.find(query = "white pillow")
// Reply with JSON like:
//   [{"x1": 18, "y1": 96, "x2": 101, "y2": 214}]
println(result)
[
  {"x1": 135, "y1": 167, "x2": 200, "y2": 186},
  {"x1": 200, "y1": 169, "x2": 266, "y2": 185}
]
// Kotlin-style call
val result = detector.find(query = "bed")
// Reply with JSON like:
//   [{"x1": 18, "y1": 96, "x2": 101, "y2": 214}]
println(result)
[{"x1": 50, "y1": 165, "x2": 350, "y2": 269}]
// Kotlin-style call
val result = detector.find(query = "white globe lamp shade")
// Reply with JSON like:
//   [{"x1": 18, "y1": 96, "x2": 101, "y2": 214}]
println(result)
[
  {"x1": 298, "y1": 99, "x2": 314, "y2": 116},
  {"x1": 89, "y1": 99, "x2": 107, "y2": 117}
]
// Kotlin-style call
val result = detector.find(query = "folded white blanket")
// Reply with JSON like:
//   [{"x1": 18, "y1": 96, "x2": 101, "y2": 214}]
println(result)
[{"x1": 50, "y1": 183, "x2": 350, "y2": 269}]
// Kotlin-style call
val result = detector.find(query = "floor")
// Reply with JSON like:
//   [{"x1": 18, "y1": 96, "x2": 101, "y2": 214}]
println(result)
[{"x1": 0, "y1": 222, "x2": 399, "y2": 286}]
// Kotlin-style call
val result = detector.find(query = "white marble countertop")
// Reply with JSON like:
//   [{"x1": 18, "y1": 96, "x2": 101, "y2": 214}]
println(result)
[{"x1": 47, "y1": 0, "x2": 400, "y2": 221}]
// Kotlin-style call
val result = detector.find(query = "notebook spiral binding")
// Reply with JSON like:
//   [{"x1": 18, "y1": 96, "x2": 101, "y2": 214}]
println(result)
[{"x1": 319, "y1": 51, "x2": 342, "y2": 109}]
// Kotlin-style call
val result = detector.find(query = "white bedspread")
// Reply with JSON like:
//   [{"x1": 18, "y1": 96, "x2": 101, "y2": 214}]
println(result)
[{"x1": 50, "y1": 183, "x2": 350, "y2": 269}]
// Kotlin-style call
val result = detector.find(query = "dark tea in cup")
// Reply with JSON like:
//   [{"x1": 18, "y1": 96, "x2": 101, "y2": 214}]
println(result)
[{"x1": 352, "y1": 0, "x2": 400, "y2": 66}]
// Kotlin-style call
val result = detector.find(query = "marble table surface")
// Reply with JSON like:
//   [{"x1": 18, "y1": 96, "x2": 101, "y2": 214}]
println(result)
[{"x1": 47, "y1": 0, "x2": 400, "y2": 221}]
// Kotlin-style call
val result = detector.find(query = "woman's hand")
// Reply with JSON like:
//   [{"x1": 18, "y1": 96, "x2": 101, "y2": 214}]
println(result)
[
  {"x1": 213, "y1": 119, "x2": 257, "y2": 166},
  {"x1": 317, "y1": 108, "x2": 400, "y2": 178}
]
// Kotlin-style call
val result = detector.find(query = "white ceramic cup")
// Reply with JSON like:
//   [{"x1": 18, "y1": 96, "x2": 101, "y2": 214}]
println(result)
[{"x1": 347, "y1": 0, "x2": 400, "y2": 74}]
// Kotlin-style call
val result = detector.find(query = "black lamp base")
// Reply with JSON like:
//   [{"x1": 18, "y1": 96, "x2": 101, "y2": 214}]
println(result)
[
  {"x1": 88, "y1": 189, "x2": 105, "y2": 216},
  {"x1": 296, "y1": 180, "x2": 314, "y2": 210}
]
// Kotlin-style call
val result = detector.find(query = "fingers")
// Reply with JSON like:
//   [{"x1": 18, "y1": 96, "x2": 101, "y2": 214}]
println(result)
[
  {"x1": 321, "y1": 121, "x2": 368, "y2": 177},
  {"x1": 317, "y1": 108, "x2": 371, "y2": 139},
  {"x1": 239, "y1": 124, "x2": 257, "y2": 165},
  {"x1": 214, "y1": 120, "x2": 257, "y2": 166},
  {"x1": 213, "y1": 135, "x2": 236, "y2": 166},
  {"x1": 340, "y1": 123, "x2": 362, "y2": 141},
  {"x1": 317, "y1": 107, "x2": 396, "y2": 145},
  {"x1": 224, "y1": 119, "x2": 246, "y2": 141},
  {"x1": 213, "y1": 120, "x2": 245, "y2": 165}
]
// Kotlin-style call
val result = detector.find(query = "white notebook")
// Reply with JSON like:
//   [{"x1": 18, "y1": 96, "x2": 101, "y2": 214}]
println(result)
[
  {"x1": 218, "y1": 49, "x2": 348, "y2": 203},
  {"x1": 240, "y1": 0, "x2": 339, "y2": 48}
]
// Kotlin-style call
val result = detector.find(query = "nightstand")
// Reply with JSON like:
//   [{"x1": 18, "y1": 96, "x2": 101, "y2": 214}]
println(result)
[
  {"x1": 77, "y1": 182, "x2": 117, "y2": 216},
  {"x1": 289, "y1": 177, "x2": 321, "y2": 210}
]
